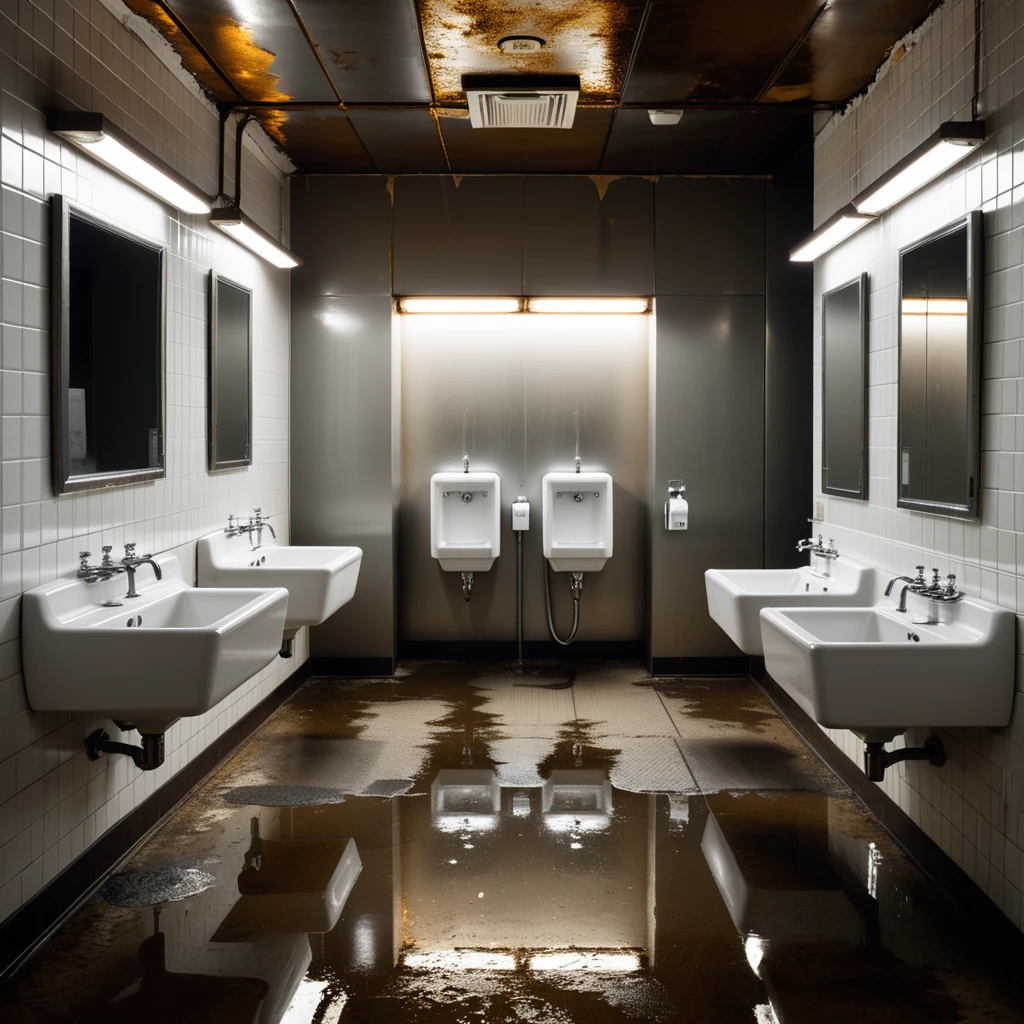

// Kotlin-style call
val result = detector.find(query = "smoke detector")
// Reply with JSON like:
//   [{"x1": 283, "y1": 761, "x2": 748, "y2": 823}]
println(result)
[
  {"x1": 498, "y1": 36, "x2": 545, "y2": 54},
  {"x1": 462, "y1": 75, "x2": 580, "y2": 129},
  {"x1": 648, "y1": 110, "x2": 683, "y2": 126}
]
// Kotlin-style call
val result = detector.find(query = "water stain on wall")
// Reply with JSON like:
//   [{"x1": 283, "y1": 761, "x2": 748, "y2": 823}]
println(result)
[{"x1": 416, "y1": 0, "x2": 647, "y2": 105}]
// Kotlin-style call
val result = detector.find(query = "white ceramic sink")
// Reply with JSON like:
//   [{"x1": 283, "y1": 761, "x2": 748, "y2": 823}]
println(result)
[
  {"x1": 23, "y1": 555, "x2": 288, "y2": 732},
  {"x1": 197, "y1": 529, "x2": 361, "y2": 636},
  {"x1": 705, "y1": 558, "x2": 880, "y2": 655},
  {"x1": 760, "y1": 595, "x2": 1015, "y2": 742}
]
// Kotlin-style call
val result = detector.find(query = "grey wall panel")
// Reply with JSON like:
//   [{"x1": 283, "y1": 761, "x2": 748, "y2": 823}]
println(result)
[
  {"x1": 392, "y1": 177, "x2": 524, "y2": 296},
  {"x1": 765, "y1": 159, "x2": 813, "y2": 569},
  {"x1": 522, "y1": 176, "x2": 655, "y2": 296},
  {"x1": 399, "y1": 315, "x2": 649, "y2": 642},
  {"x1": 290, "y1": 176, "x2": 392, "y2": 297},
  {"x1": 291, "y1": 295, "x2": 396, "y2": 658},
  {"x1": 650, "y1": 296, "x2": 765, "y2": 658},
  {"x1": 654, "y1": 179, "x2": 766, "y2": 296}
]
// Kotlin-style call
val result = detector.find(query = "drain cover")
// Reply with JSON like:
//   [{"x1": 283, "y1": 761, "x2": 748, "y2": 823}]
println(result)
[
  {"x1": 224, "y1": 785, "x2": 348, "y2": 806},
  {"x1": 98, "y1": 867, "x2": 215, "y2": 907}
]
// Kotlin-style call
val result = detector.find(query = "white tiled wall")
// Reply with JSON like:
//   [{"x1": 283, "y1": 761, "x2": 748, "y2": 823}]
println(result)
[
  {"x1": 814, "y1": 0, "x2": 1024, "y2": 929},
  {"x1": 0, "y1": 0, "x2": 303, "y2": 926}
]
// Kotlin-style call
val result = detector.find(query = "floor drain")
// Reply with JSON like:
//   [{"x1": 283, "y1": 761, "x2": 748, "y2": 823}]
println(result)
[
  {"x1": 97, "y1": 866, "x2": 215, "y2": 907},
  {"x1": 224, "y1": 784, "x2": 348, "y2": 806}
]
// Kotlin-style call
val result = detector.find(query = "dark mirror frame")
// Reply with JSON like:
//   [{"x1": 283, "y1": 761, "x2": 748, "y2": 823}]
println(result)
[
  {"x1": 50, "y1": 194, "x2": 166, "y2": 495},
  {"x1": 896, "y1": 211, "x2": 983, "y2": 519},
  {"x1": 822, "y1": 272, "x2": 869, "y2": 500},
  {"x1": 207, "y1": 271, "x2": 253, "y2": 472}
]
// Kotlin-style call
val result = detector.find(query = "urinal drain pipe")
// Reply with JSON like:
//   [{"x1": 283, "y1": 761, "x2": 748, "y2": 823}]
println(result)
[
  {"x1": 461, "y1": 571, "x2": 474, "y2": 602},
  {"x1": 545, "y1": 562, "x2": 583, "y2": 646}
]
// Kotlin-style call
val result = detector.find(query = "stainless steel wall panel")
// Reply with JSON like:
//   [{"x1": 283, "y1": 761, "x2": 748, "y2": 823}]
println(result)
[
  {"x1": 392, "y1": 177, "x2": 524, "y2": 296},
  {"x1": 654, "y1": 178, "x2": 766, "y2": 296},
  {"x1": 650, "y1": 296, "x2": 765, "y2": 657},
  {"x1": 399, "y1": 314, "x2": 649, "y2": 642},
  {"x1": 522, "y1": 176, "x2": 655, "y2": 296}
]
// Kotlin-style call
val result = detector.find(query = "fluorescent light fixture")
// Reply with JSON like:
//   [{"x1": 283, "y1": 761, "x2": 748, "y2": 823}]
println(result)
[
  {"x1": 210, "y1": 206, "x2": 301, "y2": 268},
  {"x1": 527, "y1": 297, "x2": 651, "y2": 313},
  {"x1": 854, "y1": 120, "x2": 986, "y2": 215},
  {"x1": 900, "y1": 297, "x2": 967, "y2": 315},
  {"x1": 789, "y1": 204, "x2": 875, "y2": 262},
  {"x1": 48, "y1": 112, "x2": 211, "y2": 215},
  {"x1": 397, "y1": 297, "x2": 522, "y2": 313}
]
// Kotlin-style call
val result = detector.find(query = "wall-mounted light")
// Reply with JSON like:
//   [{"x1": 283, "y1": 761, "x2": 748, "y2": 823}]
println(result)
[
  {"x1": 210, "y1": 207, "x2": 301, "y2": 268},
  {"x1": 527, "y1": 297, "x2": 651, "y2": 313},
  {"x1": 397, "y1": 297, "x2": 522, "y2": 313},
  {"x1": 396, "y1": 297, "x2": 652, "y2": 314},
  {"x1": 48, "y1": 112, "x2": 211, "y2": 215},
  {"x1": 789, "y1": 204, "x2": 875, "y2": 262},
  {"x1": 853, "y1": 121, "x2": 986, "y2": 215}
]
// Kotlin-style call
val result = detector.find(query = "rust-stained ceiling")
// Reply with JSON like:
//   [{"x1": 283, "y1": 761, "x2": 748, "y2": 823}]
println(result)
[{"x1": 120, "y1": 0, "x2": 942, "y2": 175}]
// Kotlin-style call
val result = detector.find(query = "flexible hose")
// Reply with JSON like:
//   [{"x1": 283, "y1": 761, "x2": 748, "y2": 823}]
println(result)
[{"x1": 544, "y1": 561, "x2": 582, "y2": 646}]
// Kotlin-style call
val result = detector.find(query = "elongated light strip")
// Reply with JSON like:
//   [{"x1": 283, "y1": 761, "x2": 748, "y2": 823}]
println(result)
[
  {"x1": 49, "y1": 112, "x2": 210, "y2": 214},
  {"x1": 901, "y1": 297, "x2": 968, "y2": 315},
  {"x1": 527, "y1": 297, "x2": 651, "y2": 313},
  {"x1": 789, "y1": 204, "x2": 875, "y2": 262},
  {"x1": 854, "y1": 121, "x2": 986, "y2": 215},
  {"x1": 397, "y1": 297, "x2": 521, "y2": 313},
  {"x1": 210, "y1": 206, "x2": 301, "y2": 268}
]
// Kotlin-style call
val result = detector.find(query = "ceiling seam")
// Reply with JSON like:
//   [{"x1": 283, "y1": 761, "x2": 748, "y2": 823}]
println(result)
[{"x1": 412, "y1": 0, "x2": 452, "y2": 175}]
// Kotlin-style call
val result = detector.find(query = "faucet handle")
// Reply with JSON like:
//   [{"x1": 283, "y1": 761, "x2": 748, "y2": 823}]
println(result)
[
  {"x1": 931, "y1": 567, "x2": 941, "y2": 588},
  {"x1": 252, "y1": 507, "x2": 263, "y2": 522},
  {"x1": 124, "y1": 542, "x2": 136, "y2": 559},
  {"x1": 945, "y1": 573, "x2": 958, "y2": 595},
  {"x1": 101, "y1": 545, "x2": 114, "y2": 566},
  {"x1": 914, "y1": 565, "x2": 926, "y2": 585},
  {"x1": 79, "y1": 550, "x2": 92, "y2": 568}
]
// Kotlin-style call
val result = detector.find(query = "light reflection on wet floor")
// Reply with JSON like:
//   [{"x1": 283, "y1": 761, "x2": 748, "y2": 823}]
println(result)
[{"x1": 2, "y1": 661, "x2": 1023, "y2": 1023}]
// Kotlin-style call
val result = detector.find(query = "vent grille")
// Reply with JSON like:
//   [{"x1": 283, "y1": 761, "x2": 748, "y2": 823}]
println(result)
[
  {"x1": 479, "y1": 92, "x2": 569, "y2": 129},
  {"x1": 463, "y1": 75, "x2": 580, "y2": 130}
]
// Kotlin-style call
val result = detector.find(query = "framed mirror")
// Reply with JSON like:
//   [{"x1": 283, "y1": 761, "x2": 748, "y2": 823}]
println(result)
[
  {"x1": 208, "y1": 272, "x2": 252, "y2": 471},
  {"x1": 822, "y1": 273, "x2": 868, "y2": 499},
  {"x1": 51, "y1": 195, "x2": 165, "y2": 494},
  {"x1": 897, "y1": 212, "x2": 983, "y2": 518}
]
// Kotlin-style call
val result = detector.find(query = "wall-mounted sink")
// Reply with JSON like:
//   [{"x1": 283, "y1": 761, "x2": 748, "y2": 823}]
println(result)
[
  {"x1": 760, "y1": 595, "x2": 1015, "y2": 743},
  {"x1": 23, "y1": 554, "x2": 288, "y2": 735},
  {"x1": 197, "y1": 524, "x2": 361, "y2": 652},
  {"x1": 705, "y1": 558, "x2": 880, "y2": 655}
]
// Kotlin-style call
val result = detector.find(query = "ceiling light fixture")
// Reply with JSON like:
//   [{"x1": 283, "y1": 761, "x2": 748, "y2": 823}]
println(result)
[
  {"x1": 853, "y1": 120, "x2": 986, "y2": 215},
  {"x1": 788, "y1": 204, "x2": 875, "y2": 262},
  {"x1": 527, "y1": 297, "x2": 652, "y2": 313},
  {"x1": 648, "y1": 110, "x2": 683, "y2": 126},
  {"x1": 48, "y1": 111, "x2": 211, "y2": 214},
  {"x1": 397, "y1": 297, "x2": 522, "y2": 314},
  {"x1": 210, "y1": 207, "x2": 301, "y2": 268}
]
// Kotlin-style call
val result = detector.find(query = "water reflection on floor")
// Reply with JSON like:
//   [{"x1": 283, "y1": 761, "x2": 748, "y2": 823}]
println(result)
[{"x1": 2, "y1": 662, "x2": 1023, "y2": 1023}]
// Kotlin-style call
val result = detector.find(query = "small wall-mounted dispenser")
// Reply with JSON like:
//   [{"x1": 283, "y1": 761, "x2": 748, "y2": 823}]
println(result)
[{"x1": 665, "y1": 480, "x2": 688, "y2": 530}]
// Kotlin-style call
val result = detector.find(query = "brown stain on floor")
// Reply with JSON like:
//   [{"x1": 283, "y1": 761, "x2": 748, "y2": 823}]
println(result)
[{"x1": 2, "y1": 663, "x2": 1023, "y2": 1023}]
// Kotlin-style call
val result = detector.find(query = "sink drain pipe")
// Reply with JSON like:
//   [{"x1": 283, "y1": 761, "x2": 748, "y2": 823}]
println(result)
[
  {"x1": 545, "y1": 562, "x2": 583, "y2": 646},
  {"x1": 863, "y1": 734, "x2": 945, "y2": 781},
  {"x1": 87, "y1": 728, "x2": 165, "y2": 771}
]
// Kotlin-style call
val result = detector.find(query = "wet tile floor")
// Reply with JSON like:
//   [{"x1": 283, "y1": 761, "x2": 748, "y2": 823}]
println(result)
[{"x1": 2, "y1": 661, "x2": 1024, "y2": 1023}]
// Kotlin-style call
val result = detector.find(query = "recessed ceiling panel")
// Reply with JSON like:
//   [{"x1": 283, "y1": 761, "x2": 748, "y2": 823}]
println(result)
[
  {"x1": 290, "y1": 0, "x2": 431, "y2": 103},
  {"x1": 705, "y1": 110, "x2": 812, "y2": 174},
  {"x1": 438, "y1": 109, "x2": 613, "y2": 173},
  {"x1": 600, "y1": 109, "x2": 746, "y2": 174},
  {"x1": 416, "y1": 0, "x2": 647, "y2": 106},
  {"x1": 159, "y1": 0, "x2": 337, "y2": 105},
  {"x1": 347, "y1": 110, "x2": 449, "y2": 173},
  {"x1": 278, "y1": 110, "x2": 376, "y2": 173},
  {"x1": 767, "y1": 0, "x2": 941, "y2": 103},
  {"x1": 622, "y1": 0, "x2": 822, "y2": 105}
]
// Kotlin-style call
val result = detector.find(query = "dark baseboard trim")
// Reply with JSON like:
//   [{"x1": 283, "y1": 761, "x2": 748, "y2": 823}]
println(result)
[
  {"x1": 651, "y1": 656, "x2": 751, "y2": 676},
  {"x1": 751, "y1": 659, "x2": 1023, "y2": 944},
  {"x1": 0, "y1": 658, "x2": 316, "y2": 980},
  {"x1": 397, "y1": 640, "x2": 646, "y2": 662},
  {"x1": 307, "y1": 656, "x2": 395, "y2": 678}
]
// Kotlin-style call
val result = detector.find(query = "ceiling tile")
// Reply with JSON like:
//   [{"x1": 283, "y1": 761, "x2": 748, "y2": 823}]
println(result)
[
  {"x1": 347, "y1": 110, "x2": 449, "y2": 173},
  {"x1": 601, "y1": 108, "x2": 745, "y2": 174},
  {"x1": 290, "y1": 0, "x2": 431, "y2": 103},
  {"x1": 705, "y1": 110, "x2": 811, "y2": 174},
  {"x1": 278, "y1": 109, "x2": 376, "y2": 173}
]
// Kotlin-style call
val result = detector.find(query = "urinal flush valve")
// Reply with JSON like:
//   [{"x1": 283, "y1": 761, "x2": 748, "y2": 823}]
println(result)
[
  {"x1": 461, "y1": 571, "x2": 475, "y2": 602},
  {"x1": 570, "y1": 572, "x2": 584, "y2": 599}
]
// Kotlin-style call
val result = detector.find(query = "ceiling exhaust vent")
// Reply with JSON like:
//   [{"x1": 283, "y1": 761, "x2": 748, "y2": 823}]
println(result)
[{"x1": 462, "y1": 75, "x2": 580, "y2": 130}]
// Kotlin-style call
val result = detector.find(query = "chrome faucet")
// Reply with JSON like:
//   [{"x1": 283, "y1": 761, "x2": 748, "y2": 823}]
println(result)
[
  {"x1": 885, "y1": 574, "x2": 920, "y2": 613},
  {"x1": 121, "y1": 543, "x2": 163, "y2": 599},
  {"x1": 250, "y1": 508, "x2": 276, "y2": 549},
  {"x1": 796, "y1": 534, "x2": 839, "y2": 577},
  {"x1": 886, "y1": 565, "x2": 964, "y2": 620}
]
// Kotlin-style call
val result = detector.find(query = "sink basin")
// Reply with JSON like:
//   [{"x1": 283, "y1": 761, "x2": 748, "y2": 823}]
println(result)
[
  {"x1": 760, "y1": 595, "x2": 1015, "y2": 742},
  {"x1": 705, "y1": 558, "x2": 880, "y2": 655},
  {"x1": 197, "y1": 530, "x2": 361, "y2": 636},
  {"x1": 23, "y1": 555, "x2": 288, "y2": 732}
]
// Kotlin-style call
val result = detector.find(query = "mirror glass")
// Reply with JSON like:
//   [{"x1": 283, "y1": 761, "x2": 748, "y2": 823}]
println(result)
[
  {"x1": 208, "y1": 273, "x2": 252, "y2": 470},
  {"x1": 52, "y1": 196, "x2": 164, "y2": 494},
  {"x1": 898, "y1": 212, "x2": 982, "y2": 518},
  {"x1": 822, "y1": 274, "x2": 868, "y2": 499}
]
